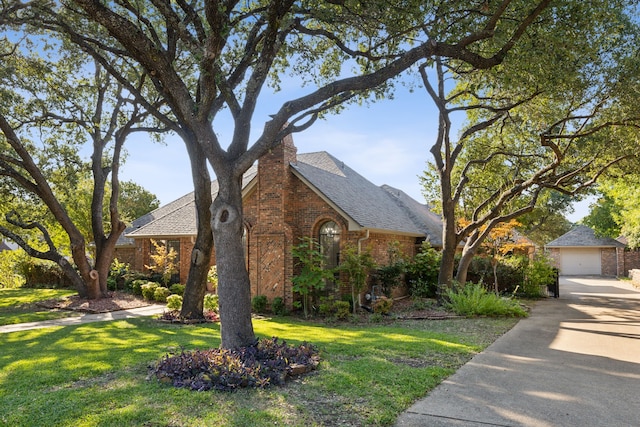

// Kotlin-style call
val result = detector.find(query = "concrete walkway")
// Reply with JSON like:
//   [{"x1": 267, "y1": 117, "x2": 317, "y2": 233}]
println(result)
[
  {"x1": 0, "y1": 304, "x2": 166, "y2": 334},
  {"x1": 395, "y1": 276, "x2": 640, "y2": 427}
]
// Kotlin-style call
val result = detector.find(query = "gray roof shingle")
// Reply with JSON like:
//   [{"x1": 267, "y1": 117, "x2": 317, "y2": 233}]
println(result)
[
  {"x1": 124, "y1": 165, "x2": 256, "y2": 239},
  {"x1": 125, "y1": 151, "x2": 442, "y2": 244},
  {"x1": 545, "y1": 225, "x2": 626, "y2": 248}
]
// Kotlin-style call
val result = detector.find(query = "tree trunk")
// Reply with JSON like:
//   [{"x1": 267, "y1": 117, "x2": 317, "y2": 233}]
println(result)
[
  {"x1": 181, "y1": 140, "x2": 213, "y2": 320},
  {"x1": 437, "y1": 242, "x2": 457, "y2": 301},
  {"x1": 212, "y1": 174, "x2": 255, "y2": 349},
  {"x1": 492, "y1": 258, "x2": 499, "y2": 294},
  {"x1": 436, "y1": 204, "x2": 459, "y2": 302},
  {"x1": 455, "y1": 247, "x2": 475, "y2": 285}
]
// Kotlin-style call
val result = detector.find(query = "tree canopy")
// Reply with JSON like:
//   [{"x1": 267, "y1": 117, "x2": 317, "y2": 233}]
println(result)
[
  {"x1": 419, "y1": 1, "x2": 640, "y2": 288},
  {"x1": 5, "y1": 0, "x2": 636, "y2": 348},
  {"x1": 583, "y1": 174, "x2": 640, "y2": 247},
  {"x1": 0, "y1": 31, "x2": 161, "y2": 298}
]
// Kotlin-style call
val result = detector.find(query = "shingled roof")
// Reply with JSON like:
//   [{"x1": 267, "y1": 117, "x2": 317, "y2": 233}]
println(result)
[
  {"x1": 123, "y1": 165, "x2": 258, "y2": 240},
  {"x1": 292, "y1": 152, "x2": 442, "y2": 244},
  {"x1": 545, "y1": 225, "x2": 626, "y2": 248},
  {"x1": 125, "y1": 151, "x2": 442, "y2": 244}
]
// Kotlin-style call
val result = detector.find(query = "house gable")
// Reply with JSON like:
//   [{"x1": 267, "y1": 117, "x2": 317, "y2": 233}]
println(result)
[{"x1": 120, "y1": 136, "x2": 444, "y2": 305}]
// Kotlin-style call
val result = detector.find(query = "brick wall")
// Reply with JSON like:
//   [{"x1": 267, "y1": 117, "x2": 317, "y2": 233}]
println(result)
[
  {"x1": 601, "y1": 248, "x2": 618, "y2": 276},
  {"x1": 113, "y1": 246, "x2": 136, "y2": 267},
  {"x1": 129, "y1": 136, "x2": 423, "y2": 308},
  {"x1": 623, "y1": 248, "x2": 640, "y2": 275},
  {"x1": 548, "y1": 248, "x2": 561, "y2": 268}
]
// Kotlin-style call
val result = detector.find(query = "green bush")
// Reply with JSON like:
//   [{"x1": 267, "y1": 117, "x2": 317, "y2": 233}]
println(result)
[
  {"x1": 131, "y1": 279, "x2": 148, "y2": 296},
  {"x1": 318, "y1": 296, "x2": 350, "y2": 320},
  {"x1": 333, "y1": 301, "x2": 350, "y2": 319},
  {"x1": 523, "y1": 255, "x2": 557, "y2": 298},
  {"x1": 169, "y1": 283, "x2": 186, "y2": 296},
  {"x1": 204, "y1": 294, "x2": 219, "y2": 313},
  {"x1": 17, "y1": 259, "x2": 73, "y2": 288},
  {"x1": 374, "y1": 263, "x2": 405, "y2": 297},
  {"x1": 141, "y1": 282, "x2": 160, "y2": 301},
  {"x1": 271, "y1": 297, "x2": 286, "y2": 315},
  {"x1": 0, "y1": 250, "x2": 26, "y2": 288},
  {"x1": 107, "y1": 259, "x2": 130, "y2": 291},
  {"x1": 154, "y1": 286, "x2": 171, "y2": 303},
  {"x1": 405, "y1": 242, "x2": 441, "y2": 298},
  {"x1": 465, "y1": 255, "x2": 527, "y2": 294},
  {"x1": 445, "y1": 282, "x2": 528, "y2": 317},
  {"x1": 373, "y1": 296, "x2": 393, "y2": 314},
  {"x1": 166, "y1": 294, "x2": 183, "y2": 311},
  {"x1": 252, "y1": 295, "x2": 268, "y2": 313}
]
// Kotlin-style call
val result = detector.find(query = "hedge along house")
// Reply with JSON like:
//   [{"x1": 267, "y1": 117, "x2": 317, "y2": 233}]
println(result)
[{"x1": 117, "y1": 135, "x2": 443, "y2": 308}]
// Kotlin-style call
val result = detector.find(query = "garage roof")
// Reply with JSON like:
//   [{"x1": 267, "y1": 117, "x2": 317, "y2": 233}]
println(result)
[{"x1": 545, "y1": 225, "x2": 626, "y2": 248}]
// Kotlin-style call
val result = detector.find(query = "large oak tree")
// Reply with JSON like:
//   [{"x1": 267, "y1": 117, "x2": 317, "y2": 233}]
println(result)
[
  {"x1": 0, "y1": 36, "x2": 161, "y2": 298},
  {"x1": 12, "y1": 0, "x2": 556, "y2": 348},
  {"x1": 419, "y1": 1, "x2": 640, "y2": 289}
]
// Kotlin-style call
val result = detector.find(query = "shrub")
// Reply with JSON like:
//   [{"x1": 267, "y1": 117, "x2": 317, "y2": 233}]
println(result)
[
  {"x1": 465, "y1": 255, "x2": 527, "y2": 294},
  {"x1": 145, "y1": 239, "x2": 179, "y2": 286},
  {"x1": 271, "y1": 297, "x2": 286, "y2": 315},
  {"x1": 18, "y1": 259, "x2": 73, "y2": 288},
  {"x1": 131, "y1": 279, "x2": 148, "y2": 296},
  {"x1": 405, "y1": 242, "x2": 440, "y2": 298},
  {"x1": 0, "y1": 250, "x2": 27, "y2": 288},
  {"x1": 169, "y1": 283, "x2": 186, "y2": 296},
  {"x1": 154, "y1": 286, "x2": 171, "y2": 303},
  {"x1": 291, "y1": 237, "x2": 333, "y2": 318},
  {"x1": 334, "y1": 301, "x2": 351, "y2": 319},
  {"x1": 252, "y1": 295, "x2": 268, "y2": 313},
  {"x1": 141, "y1": 282, "x2": 160, "y2": 301},
  {"x1": 204, "y1": 294, "x2": 219, "y2": 313},
  {"x1": 166, "y1": 294, "x2": 183, "y2": 311},
  {"x1": 107, "y1": 259, "x2": 130, "y2": 291},
  {"x1": 445, "y1": 282, "x2": 527, "y2": 317},
  {"x1": 318, "y1": 296, "x2": 350, "y2": 320},
  {"x1": 152, "y1": 337, "x2": 319, "y2": 391},
  {"x1": 522, "y1": 255, "x2": 557, "y2": 298},
  {"x1": 374, "y1": 241, "x2": 407, "y2": 297},
  {"x1": 338, "y1": 244, "x2": 376, "y2": 315},
  {"x1": 373, "y1": 296, "x2": 393, "y2": 314}
]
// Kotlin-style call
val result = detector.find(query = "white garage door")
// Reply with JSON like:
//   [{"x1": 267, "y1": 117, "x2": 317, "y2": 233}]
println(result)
[{"x1": 560, "y1": 248, "x2": 602, "y2": 275}]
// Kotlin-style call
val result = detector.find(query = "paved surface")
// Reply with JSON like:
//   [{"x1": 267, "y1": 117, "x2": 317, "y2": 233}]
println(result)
[
  {"x1": 0, "y1": 304, "x2": 166, "y2": 334},
  {"x1": 395, "y1": 276, "x2": 640, "y2": 427}
]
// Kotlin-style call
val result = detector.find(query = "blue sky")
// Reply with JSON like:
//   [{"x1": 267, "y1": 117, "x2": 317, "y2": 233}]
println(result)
[{"x1": 117, "y1": 83, "x2": 590, "y2": 223}]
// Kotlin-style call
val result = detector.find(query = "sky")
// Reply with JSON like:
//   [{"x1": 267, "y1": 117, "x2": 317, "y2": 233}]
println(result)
[{"x1": 117, "y1": 82, "x2": 591, "y2": 224}]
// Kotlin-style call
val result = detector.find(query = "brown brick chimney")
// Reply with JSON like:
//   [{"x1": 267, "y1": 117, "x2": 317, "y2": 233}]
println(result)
[{"x1": 253, "y1": 134, "x2": 297, "y2": 307}]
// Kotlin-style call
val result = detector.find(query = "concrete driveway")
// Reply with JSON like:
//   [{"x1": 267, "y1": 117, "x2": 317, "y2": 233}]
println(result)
[{"x1": 395, "y1": 276, "x2": 640, "y2": 427}]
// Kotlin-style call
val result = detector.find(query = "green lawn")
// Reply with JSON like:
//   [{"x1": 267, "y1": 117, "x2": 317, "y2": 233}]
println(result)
[
  {"x1": 0, "y1": 313, "x2": 518, "y2": 426},
  {"x1": 0, "y1": 288, "x2": 78, "y2": 326}
]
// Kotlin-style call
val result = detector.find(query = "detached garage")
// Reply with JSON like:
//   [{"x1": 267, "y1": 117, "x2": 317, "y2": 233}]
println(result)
[{"x1": 545, "y1": 225, "x2": 625, "y2": 276}]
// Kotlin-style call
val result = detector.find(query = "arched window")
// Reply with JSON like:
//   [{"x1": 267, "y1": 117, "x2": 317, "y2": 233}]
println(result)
[{"x1": 319, "y1": 221, "x2": 341, "y2": 293}]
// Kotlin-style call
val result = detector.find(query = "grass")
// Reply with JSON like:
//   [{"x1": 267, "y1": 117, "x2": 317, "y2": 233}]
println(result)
[
  {"x1": 0, "y1": 311, "x2": 519, "y2": 426},
  {"x1": 0, "y1": 288, "x2": 78, "y2": 326}
]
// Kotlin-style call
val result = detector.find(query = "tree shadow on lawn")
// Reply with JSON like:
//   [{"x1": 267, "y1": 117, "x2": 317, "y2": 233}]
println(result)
[{"x1": 0, "y1": 316, "x2": 500, "y2": 426}]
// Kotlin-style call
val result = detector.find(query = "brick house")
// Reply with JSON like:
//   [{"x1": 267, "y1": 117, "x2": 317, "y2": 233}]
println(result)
[
  {"x1": 116, "y1": 135, "x2": 443, "y2": 307},
  {"x1": 545, "y1": 225, "x2": 640, "y2": 277}
]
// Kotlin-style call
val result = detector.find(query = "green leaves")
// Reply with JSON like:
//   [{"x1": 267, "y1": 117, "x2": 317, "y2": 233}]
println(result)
[{"x1": 291, "y1": 237, "x2": 333, "y2": 318}]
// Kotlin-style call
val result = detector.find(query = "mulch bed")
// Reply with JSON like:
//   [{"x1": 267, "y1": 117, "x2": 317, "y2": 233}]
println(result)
[{"x1": 36, "y1": 291, "x2": 151, "y2": 314}]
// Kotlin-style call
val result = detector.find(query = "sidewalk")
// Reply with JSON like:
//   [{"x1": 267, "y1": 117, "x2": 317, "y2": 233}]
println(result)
[
  {"x1": 395, "y1": 276, "x2": 640, "y2": 427},
  {"x1": 0, "y1": 304, "x2": 166, "y2": 334}
]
